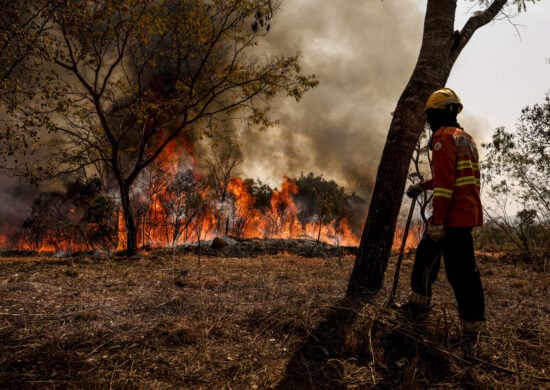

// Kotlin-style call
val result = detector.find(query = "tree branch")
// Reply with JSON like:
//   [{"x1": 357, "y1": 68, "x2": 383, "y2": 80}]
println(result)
[{"x1": 452, "y1": 0, "x2": 507, "y2": 58}]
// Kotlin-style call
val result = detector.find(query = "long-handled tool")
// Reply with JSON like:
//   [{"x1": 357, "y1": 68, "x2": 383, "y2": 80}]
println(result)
[{"x1": 387, "y1": 197, "x2": 416, "y2": 306}]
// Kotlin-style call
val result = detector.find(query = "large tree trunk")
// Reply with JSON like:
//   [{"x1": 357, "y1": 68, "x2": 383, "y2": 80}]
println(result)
[{"x1": 346, "y1": 0, "x2": 507, "y2": 299}]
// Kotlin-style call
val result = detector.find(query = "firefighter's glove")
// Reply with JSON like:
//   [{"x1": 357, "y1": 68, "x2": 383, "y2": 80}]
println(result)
[
  {"x1": 406, "y1": 183, "x2": 424, "y2": 198},
  {"x1": 427, "y1": 224, "x2": 445, "y2": 241}
]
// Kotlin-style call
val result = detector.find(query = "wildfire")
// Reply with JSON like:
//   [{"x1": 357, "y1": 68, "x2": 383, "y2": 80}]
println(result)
[
  {"x1": 393, "y1": 223, "x2": 423, "y2": 253},
  {"x1": 0, "y1": 234, "x2": 7, "y2": 249},
  {"x1": 133, "y1": 174, "x2": 361, "y2": 248},
  {"x1": 158, "y1": 135, "x2": 197, "y2": 175},
  {"x1": 0, "y1": 135, "x2": 421, "y2": 255}
]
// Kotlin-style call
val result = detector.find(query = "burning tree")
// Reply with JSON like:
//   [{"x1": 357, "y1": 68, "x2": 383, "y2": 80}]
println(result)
[
  {"x1": 20, "y1": 177, "x2": 115, "y2": 253},
  {"x1": 205, "y1": 135, "x2": 244, "y2": 235},
  {"x1": 130, "y1": 164, "x2": 209, "y2": 247},
  {"x1": 10, "y1": 0, "x2": 317, "y2": 255},
  {"x1": 293, "y1": 172, "x2": 347, "y2": 243}
]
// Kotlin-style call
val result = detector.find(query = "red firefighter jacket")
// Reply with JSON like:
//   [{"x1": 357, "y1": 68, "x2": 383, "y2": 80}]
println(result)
[{"x1": 420, "y1": 126, "x2": 483, "y2": 228}]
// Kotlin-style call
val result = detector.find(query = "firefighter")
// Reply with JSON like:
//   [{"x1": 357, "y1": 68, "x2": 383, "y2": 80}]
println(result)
[{"x1": 401, "y1": 87, "x2": 486, "y2": 351}]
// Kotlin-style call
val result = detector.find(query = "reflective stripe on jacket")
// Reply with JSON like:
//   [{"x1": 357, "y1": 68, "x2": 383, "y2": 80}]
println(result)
[{"x1": 421, "y1": 126, "x2": 483, "y2": 228}]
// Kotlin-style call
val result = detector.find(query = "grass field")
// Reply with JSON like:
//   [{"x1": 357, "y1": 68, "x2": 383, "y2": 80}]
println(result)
[{"x1": 0, "y1": 250, "x2": 548, "y2": 389}]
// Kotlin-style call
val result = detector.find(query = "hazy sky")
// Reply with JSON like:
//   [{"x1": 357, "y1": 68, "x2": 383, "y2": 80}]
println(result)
[
  {"x1": 239, "y1": 0, "x2": 550, "y2": 191},
  {"x1": 449, "y1": 0, "x2": 550, "y2": 141}
]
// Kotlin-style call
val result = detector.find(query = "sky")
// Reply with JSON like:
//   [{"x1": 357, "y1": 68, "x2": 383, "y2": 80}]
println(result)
[
  {"x1": 449, "y1": 0, "x2": 550, "y2": 141},
  {"x1": 238, "y1": 0, "x2": 550, "y2": 191},
  {"x1": 1, "y1": 0, "x2": 549, "y2": 229}
]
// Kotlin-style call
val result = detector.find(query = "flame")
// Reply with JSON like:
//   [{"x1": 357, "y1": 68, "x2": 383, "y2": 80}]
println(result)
[
  {"x1": 120, "y1": 172, "x2": 364, "y2": 248},
  {"x1": 158, "y1": 135, "x2": 196, "y2": 175},
  {"x1": 1, "y1": 136, "x2": 422, "y2": 254},
  {"x1": 117, "y1": 210, "x2": 127, "y2": 251},
  {"x1": 392, "y1": 223, "x2": 422, "y2": 253},
  {"x1": 0, "y1": 233, "x2": 8, "y2": 249}
]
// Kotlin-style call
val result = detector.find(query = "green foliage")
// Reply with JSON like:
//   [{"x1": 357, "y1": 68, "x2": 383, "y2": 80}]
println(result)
[
  {"x1": 293, "y1": 172, "x2": 347, "y2": 226},
  {"x1": 244, "y1": 178, "x2": 273, "y2": 212},
  {"x1": 84, "y1": 195, "x2": 115, "y2": 224},
  {"x1": 482, "y1": 93, "x2": 550, "y2": 255},
  {"x1": 483, "y1": 94, "x2": 550, "y2": 214},
  {"x1": 66, "y1": 177, "x2": 103, "y2": 202}
]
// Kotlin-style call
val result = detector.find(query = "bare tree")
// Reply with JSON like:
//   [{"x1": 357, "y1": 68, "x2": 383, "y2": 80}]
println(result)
[
  {"x1": 206, "y1": 137, "x2": 244, "y2": 204},
  {"x1": 205, "y1": 135, "x2": 244, "y2": 235}
]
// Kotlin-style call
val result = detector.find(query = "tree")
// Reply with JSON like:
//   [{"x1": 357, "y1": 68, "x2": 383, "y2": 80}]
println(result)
[
  {"x1": 157, "y1": 169, "x2": 208, "y2": 246},
  {"x1": 13, "y1": 0, "x2": 317, "y2": 255},
  {"x1": 83, "y1": 193, "x2": 117, "y2": 250},
  {"x1": 246, "y1": 178, "x2": 273, "y2": 212},
  {"x1": 0, "y1": 1, "x2": 54, "y2": 163},
  {"x1": 0, "y1": 1, "x2": 53, "y2": 94},
  {"x1": 346, "y1": 0, "x2": 536, "y2": 299},
  {"x1": 22, "y1": 191, "x2": 71, "y2": 252},
  {"x1": 205, "y1": 135, "x2": 244, "y2": 235},
  {"x1": 293, "y1": 172, "x2": 347, "y2": 242},
  {"x1": 206, "y1": 139, "x2": 244, "y2": 203},
  {"x1": 482, "y1": 93, "x2": 550, "y2": 254},
  {"x1": 20, "y1": 176, "x2": 114, "y2": 252}
]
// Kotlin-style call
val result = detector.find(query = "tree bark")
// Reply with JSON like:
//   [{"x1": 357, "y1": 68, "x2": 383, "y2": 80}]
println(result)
[
  {"x1": 346, "y1": 0, "x2": 507, "y2": 300},
  {"x1": 119, "y1": 179, "x2": 139, "y2": 256}
]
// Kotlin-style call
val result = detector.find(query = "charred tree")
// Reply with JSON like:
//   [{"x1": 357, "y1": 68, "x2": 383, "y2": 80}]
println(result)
[{"x1": 346, "y1": 0, "x2": 510, "y2": 299}]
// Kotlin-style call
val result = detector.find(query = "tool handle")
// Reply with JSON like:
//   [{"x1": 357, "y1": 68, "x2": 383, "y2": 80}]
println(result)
[{"x1": 387, "y1": 198, "x2": 416, "y2": 306}]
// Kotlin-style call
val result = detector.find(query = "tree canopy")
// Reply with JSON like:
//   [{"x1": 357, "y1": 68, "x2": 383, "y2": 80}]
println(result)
[
  {"x1": 3, "y1": 0, "x2": 317, "y2": 255},
  {"x1": 482, "y1": 92, "x2": 550, "y2": 253}
]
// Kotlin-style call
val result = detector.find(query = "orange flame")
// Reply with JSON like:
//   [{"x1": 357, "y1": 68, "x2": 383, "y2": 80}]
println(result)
[
  {"x1": 392, "y1": 223, "x2": 422, "y2": 253},
  {"x1": 0, "y1": 136, "x2": 422, "y2": 254}
]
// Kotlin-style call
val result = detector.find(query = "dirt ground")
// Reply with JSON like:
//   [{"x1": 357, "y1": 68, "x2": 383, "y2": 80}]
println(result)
[{"x1": 0, "y1": 249, "x2": 548, "y2": 389}]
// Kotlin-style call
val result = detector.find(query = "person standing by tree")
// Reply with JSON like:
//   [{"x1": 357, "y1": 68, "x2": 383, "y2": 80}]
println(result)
[{"x1": 400, "y1": 88, "x2": 486, "y2": 351}]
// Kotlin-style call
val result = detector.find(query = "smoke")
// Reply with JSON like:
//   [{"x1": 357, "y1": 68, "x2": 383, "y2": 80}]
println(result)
[
  {"x1": 239, "y1": 0, "x2": 424, "y2": 193},
  {"x1": 0, "y1": 1, "x2": 426, "y2": 230},
  {"x1": 0, "y1": 175, "x2": 37, "y2": 228}
]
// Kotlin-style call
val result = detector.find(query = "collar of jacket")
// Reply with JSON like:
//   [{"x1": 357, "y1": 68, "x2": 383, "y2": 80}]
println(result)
[{"x1": 428, "y1": 123, "x2": 462, "y2": 150}]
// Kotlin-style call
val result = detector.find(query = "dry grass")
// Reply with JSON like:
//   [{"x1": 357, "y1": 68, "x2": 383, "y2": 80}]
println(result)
[{"x1": 0, "y1": 250, "x2": 548, "y2": 389}]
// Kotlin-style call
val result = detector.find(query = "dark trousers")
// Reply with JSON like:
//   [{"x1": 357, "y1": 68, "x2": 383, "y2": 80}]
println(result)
[{"x1": 411, "y1": 227, "x2": 485, "y2": 322}]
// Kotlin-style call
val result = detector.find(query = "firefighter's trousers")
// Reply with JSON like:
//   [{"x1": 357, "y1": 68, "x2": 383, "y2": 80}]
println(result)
[{"x1": 410, "y1": 227, "x2": 485, "y2": 323}]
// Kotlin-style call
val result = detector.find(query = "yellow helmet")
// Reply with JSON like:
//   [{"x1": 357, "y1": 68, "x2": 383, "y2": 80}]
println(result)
[{"x1": 425, "y1": 88, "x2": 463, "y2": 113}]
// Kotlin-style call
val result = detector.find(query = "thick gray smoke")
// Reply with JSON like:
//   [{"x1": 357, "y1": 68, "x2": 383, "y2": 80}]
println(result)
[
  {"x1": 0, "y1": 1, "x2": 426, "y2": 231},
  {"x1": 239, "y1": 0, "x2": 424, "y2": 193}
]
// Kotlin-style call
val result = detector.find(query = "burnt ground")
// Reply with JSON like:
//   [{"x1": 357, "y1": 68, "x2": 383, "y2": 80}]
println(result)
[{"x1": 0, "y1": 242, "x2": 548, "y2": 389}]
